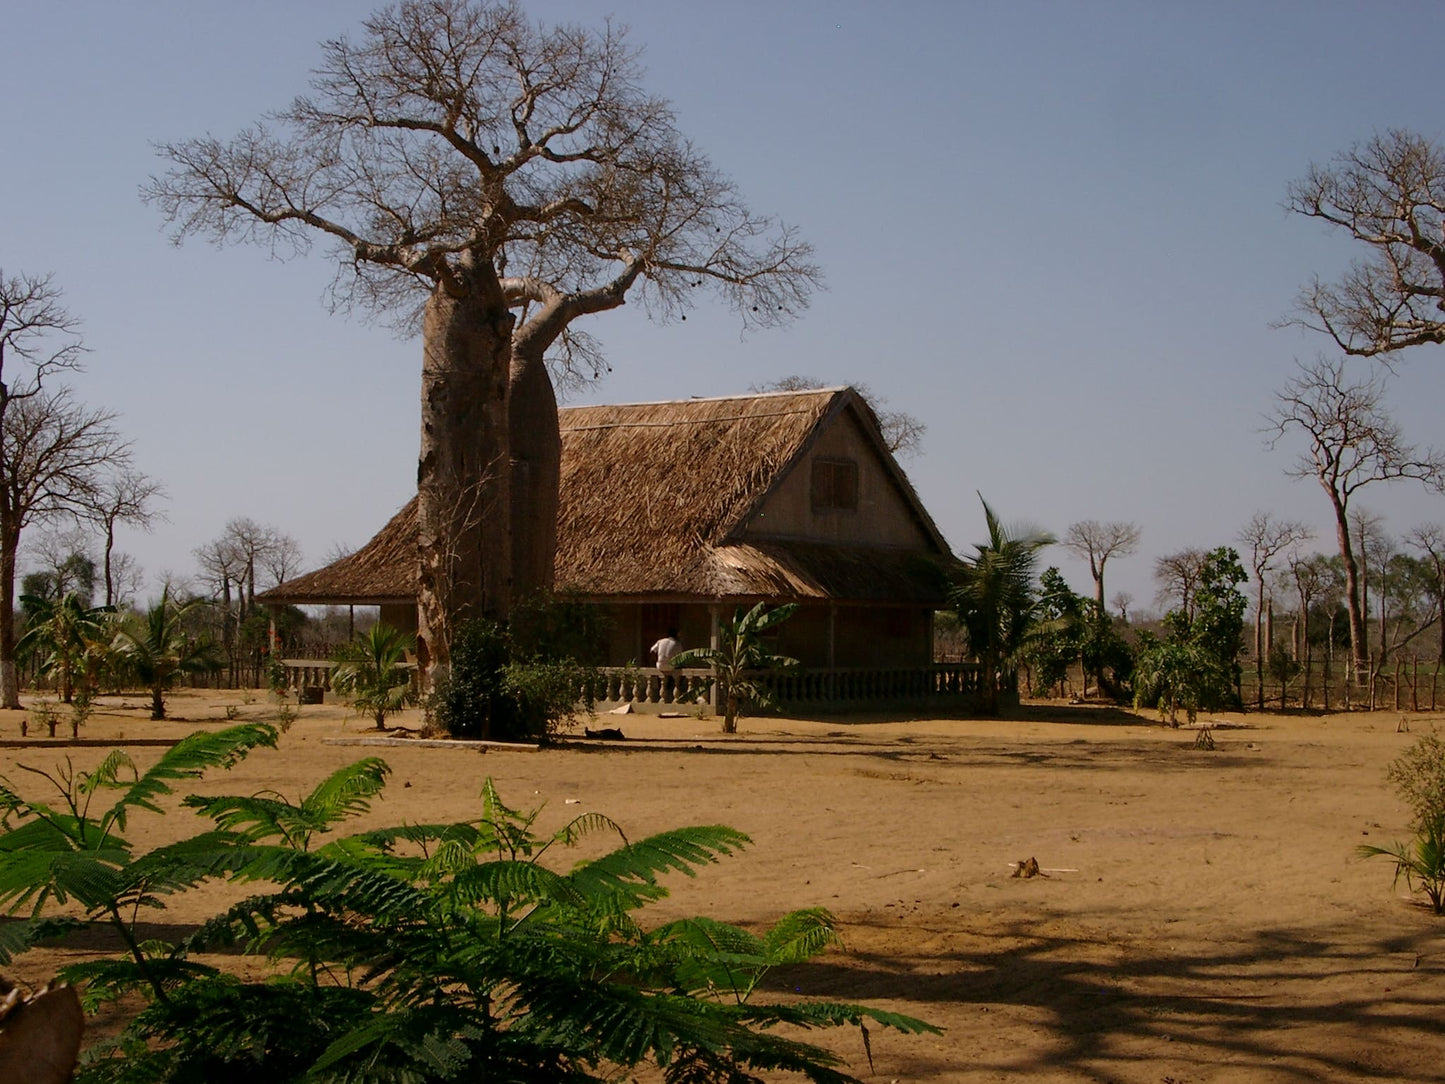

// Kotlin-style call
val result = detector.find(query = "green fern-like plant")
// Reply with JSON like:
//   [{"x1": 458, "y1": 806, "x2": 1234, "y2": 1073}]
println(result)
[
  {"x1": 0, "y1": 724, "x2": 280, "y2": 996},
  {"x1": 2, "y1": 738, "x2": 937, "y2": 1082}
]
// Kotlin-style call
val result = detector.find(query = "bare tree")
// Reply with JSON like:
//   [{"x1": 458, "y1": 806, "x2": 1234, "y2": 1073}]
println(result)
[
  {"x1": 1063, "y1": 521, "x2": 1141, "y2": 614},
  {"x1": 1238, "y1": 512, "x2": 1312, "y2": 709},
  {"x1": 1154, "y1": 548, "x2": 1208, "y2": 622},
  {"x1": 1110, "y1": 591, "x2": 1133, "y2": 623},
  {"x1": 0, "y1": 389, "x2": 130, "y2": 706},
  {"x1": 146, "y1": 0, "x2": 819, "y2": 669},
  {"x1": 1406, "y1": 523, "x2": 1445, "y2": 661},
  {"x1": 0, "y1": 270, "x2": 84, "y2": 405},
  {"x1": 197, "y1": 518, "x2": 302, "y2": 619},
  {"x1": 106, "y1": 552, "x2": 146, "y2": 611},
  {"x1": 1267, "y1": 356, "x2": 1445, "y2": 682},
  {"x1": 83, "y1": 467, "x2": 164, "y2": 607},
  {"x1": 22, "y1": 527, "x2": 98, "y2": 604},
  {"x1": 1351, "y1": 508, "x2": 1387, "y2": 671},
  {"x1": 751, "y1": 375, "x2": 927, "y2": 458},
  {"x1": 1287, "y1": 551, "x2": 1329, "y2": 704},
  {"x1": 1286, "y1": 130, "x2": 1445, "y2": 360}
]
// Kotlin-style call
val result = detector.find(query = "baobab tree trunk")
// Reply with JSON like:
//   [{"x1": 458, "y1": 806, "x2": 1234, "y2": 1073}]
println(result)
[
  {"x1": 0, "y1": 525, "x2": 18, "y2": 709},
  {"x1": 1333, "y1": 506, "x2": 1369, "y2": 685},
  {"x1": 507, "y1": 348, "x2": 560, "y2": 601},
  {"x1": 415, "y1": 271, "x2": 515, "y2": 675}
]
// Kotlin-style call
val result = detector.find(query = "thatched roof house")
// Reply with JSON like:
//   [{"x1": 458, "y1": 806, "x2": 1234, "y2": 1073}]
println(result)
[{"x1": 264, "y1": 387, "x2": 957, "y2": 668}]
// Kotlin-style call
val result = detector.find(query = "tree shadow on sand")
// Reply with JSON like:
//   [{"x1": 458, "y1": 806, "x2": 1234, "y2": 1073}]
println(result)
[{"x1": 769, "y1": 913, "x2": 1444, "y2": 1082}]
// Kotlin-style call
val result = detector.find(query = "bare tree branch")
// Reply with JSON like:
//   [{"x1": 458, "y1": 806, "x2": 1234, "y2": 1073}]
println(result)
[
  {"x1": 1266, "y1": 355, "x2": 1445, "y2": 680},
  {"x1": 1285, "y1": 130, "x2": 1445, "y2": 360}
]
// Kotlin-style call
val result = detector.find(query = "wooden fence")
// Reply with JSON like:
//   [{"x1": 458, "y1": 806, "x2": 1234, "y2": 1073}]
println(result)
[
  {"x1": 1240, "y1": 656, "x2": 1445, "y2": 713},
  {"x1": 589, "y1": 662, "x2": 983, "y2": 712}
]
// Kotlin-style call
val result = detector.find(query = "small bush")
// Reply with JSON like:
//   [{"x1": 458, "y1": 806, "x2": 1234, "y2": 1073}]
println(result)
[
  {"x1": 1361, "y1": 732, "x2": 1445, "y2": 913},
  {"x1": 1386, "y1": 732, "x2": 1445, "y2": 832},
  {"x1": 428, "y1": 614, "x2": 593, "y2": 742}
]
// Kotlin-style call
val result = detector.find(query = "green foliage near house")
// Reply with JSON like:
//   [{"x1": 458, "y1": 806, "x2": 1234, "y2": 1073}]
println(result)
[
  {"x1": 1134, "y1": 546, "x2": 1247, "y2": 723},
  {"x1": 1023, "y1": 569, "x2": 1135, "y2": 702},
  {"x1": 672, "y1": 602, "x2": 799, "y2": 734},
  {"x1": 0, "y1": 730, "x2": 937, "y2": 1081},
  {"x1": 330, "y1": 622, "x2": 417, "y2": 730},
  {"x1": 17, "y1": 592, "x2": 116, "y2": 704},
  {"x1": 950, "y1": 495, "x2": 1055, "y2": 714},
  {"x1": 429, "y1": 609, "x2": 595, "y2": 742},
  {"x1": 1025, "y1": 568, "x2": 1085, "y2": 696},
  {"x1": 110, "y1": 589, "x2": 223, "y2": 720},
  {"x1": 1361, "y1": 733, "x2": 1445, "y2": 913}
]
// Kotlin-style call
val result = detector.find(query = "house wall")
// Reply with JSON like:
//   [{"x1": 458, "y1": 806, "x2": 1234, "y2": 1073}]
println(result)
[
  {"x1": 740, "y1": 410, "x2": 932, "y2": 549},
  {"x1": 598, "y1": 601, "x2": 932, "y2": 669},
  {"x1": 777, "y1": 604, "x2": 932, "y2": 668},
  {"x1": 379, "y1": 603, "x2": 419, "y2": 635}
]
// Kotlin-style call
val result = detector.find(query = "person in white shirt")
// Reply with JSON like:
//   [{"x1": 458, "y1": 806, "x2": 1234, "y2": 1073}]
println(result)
[{"x1": 650, "y1": 628, "x2": 681, "y2": 670}]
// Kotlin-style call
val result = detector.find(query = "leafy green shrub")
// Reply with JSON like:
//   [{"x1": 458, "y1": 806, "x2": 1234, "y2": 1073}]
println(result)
[
  {"x1": 1386, "y1": 732, "x2": 1445, "y2": 832},
  {"x1": 672, "y1": 602, "x2": 798, "y2": 734},
  {"x1": 0, "y1": 731, "x2": 936, "y2": 1081},
  {"x1": 429, "y1": 615, "x2": 593, "y2": 742},
  {"x1": 1134, "y1": 547, "x2": 1247, "y2": 722},
  {"x1": 330, "y1": 622, "x2": 417, "y2": 729},
  {"x1": 1132, "y1": 636, "x2": 1221, "y2": 725},
  {"x1": 1361, "y1": 733, "x2": 1445, "y2": 913}
]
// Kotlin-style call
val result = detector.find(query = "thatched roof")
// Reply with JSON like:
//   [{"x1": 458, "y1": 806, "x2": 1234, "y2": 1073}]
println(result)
[
  {"x1": 262, "y1": 387, "x2": 956, "y2": 607},
  {"x1": 263, "y1": 500, "x2": 418, "y2": 605}
]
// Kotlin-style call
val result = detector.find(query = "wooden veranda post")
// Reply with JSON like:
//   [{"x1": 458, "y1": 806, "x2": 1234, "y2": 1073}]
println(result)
[{"x1": 708, "y1": 604, "x2": 722, "y2": 711}]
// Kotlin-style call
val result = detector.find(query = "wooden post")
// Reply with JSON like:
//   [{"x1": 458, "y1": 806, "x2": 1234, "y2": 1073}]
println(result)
[
  {"x1": 708, "y1": 604, "x2": 722, "y2": 711},
  {"x1": 826, "y1": 603, "x2": 836, "y2": 669}
]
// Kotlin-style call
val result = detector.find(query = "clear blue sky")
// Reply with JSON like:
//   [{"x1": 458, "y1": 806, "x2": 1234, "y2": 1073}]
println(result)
[{"x1": 4, "y1": 0, "x2": 1444, "y2": 611}]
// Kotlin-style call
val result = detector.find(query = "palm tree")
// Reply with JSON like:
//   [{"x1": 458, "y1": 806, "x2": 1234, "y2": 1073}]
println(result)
[
  {"x1": 16, "y1": 592, "x2": 115, "y2": 704},
  {"x1": 952, "y1": 494, "x2": 1055, "y2": 714},
  {"x1": 112, "y1": 589, "x2": 221, "y2": 720},
  {"x1": 672, "y1": 603, "x2": 798, "y2": 734},
  {"x1": 330, "y1": 623, "x2": 418, "y2": 729}
]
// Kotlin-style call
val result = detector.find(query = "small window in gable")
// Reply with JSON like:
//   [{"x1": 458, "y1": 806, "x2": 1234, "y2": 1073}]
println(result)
[{"x1": 812, "y1": 457, "x2": 859, "y2": 511}]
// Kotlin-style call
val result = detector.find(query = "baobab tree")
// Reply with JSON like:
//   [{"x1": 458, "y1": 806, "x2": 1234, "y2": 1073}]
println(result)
[
  {"x1": 1238, "y1": 512, "x2": 1312, "y2": 710},
  {"x1": 83, "y1": 466, "x2": 163, "y2": 608},
  {"x1": 1154, "y1": 548, "x2": 1208, "y2": 623},
  {"x1": 146, "y1": 0, "x2": 818, "y2": 669},
  {"x1": 1267, "y1": 356, "x2": 1444, "y2": 683},
  {"x1": 1063, "y1": 521, "x2": 1140, "y2": 615},
  {"x1": 0, "y1": 271, "x2": 129, "y2": 707},
  {"x1": 1286, "y1": 130, "x2": 1445, "y2": 361},
  {"x1": 0, "y1": 390, "x2": 130, "y2": 707}
]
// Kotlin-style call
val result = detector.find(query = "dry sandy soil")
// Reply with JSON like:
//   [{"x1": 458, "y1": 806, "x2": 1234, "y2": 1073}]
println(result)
[{"x1": 3, "y1": 690, "x2": 1443, "y2": 1083}]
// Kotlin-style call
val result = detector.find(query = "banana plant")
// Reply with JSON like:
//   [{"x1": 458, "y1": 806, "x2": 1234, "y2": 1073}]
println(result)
[{"x1": 672, "y1": 602, "x2": 799, "y2": 733}]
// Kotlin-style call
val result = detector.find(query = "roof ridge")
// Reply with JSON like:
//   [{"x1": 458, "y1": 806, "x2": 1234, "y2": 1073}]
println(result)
[{"x1": 560, "y1": 386, "x2": 849, "y2": 411}]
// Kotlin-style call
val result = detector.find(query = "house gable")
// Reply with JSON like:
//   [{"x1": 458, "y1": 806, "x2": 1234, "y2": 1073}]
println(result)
[{"x1": 736, "y1": 399, "x2": 942, "y2": 552}]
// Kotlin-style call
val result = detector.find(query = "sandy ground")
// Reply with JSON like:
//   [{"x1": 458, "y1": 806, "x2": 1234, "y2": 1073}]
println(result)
[{"x1": 3, "y1": 689, "x2": 1443, "y2": 1083}]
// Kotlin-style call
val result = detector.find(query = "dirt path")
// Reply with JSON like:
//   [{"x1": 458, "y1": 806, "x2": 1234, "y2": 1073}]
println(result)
[{"x1": 3, "y1": 692, "x2": 1442, "y2": 1082}]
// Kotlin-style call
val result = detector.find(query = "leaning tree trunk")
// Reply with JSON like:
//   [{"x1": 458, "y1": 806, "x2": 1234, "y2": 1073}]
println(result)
[
  {"x1": 507, "y1": 348, "x2": 560, "y2": 602},
  {"x1": 1333, "y1": 505, "x2": 1369, "y2": 686},
  {"x1": 415, "y1": 271, "x2": 515, "y2": 675},
  {"x1": 0, "y1": 522, "x2": 19, "y2": 709}
]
